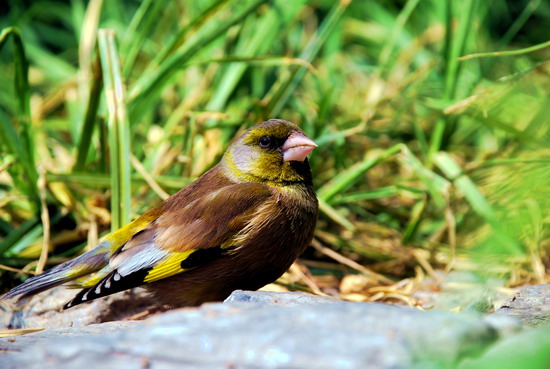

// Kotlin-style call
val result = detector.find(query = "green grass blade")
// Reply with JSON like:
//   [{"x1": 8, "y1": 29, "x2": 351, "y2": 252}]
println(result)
[
  {"x1": 318, "y1": 144, "x2": 403, "y2": 203},
  {"x1": 121, "y1": 0, "x2": 164, "y2": 76},
  {"x1": 402, "y1": 196, "x2": 427, "y2": 243},
  {"x1": 498, "y1": 0, "x2": 541, "y2": 45},
  {"x1": 206, "y1": 0, "x2": 306, "y2": 114},
  {"x1": 77, "y1": 0, "x2": 104, "y2": 105},
  {"x1": 318, "y1": 199, "x2": 355, "y2": 231},
  {"x1": 98, "y1": 29, "x2": 131, "y2": 230},
  {"x1": 400, "y1": 145, "x2": 449, "y2": 209},
  {"x1": 444, "y1": 0, "x2": 477, "y2": 99},
  {"x1": 191, "y1": 56, "x2": 315, "y2": 70},
  {"x1": 429, "y1": 0, "x2": 477, "y2": 158},
  {"x1": 152, "y1": 0, "x2": 231, "y2": 65},
  {"x1": 434, "y1": 152, "x2": 522, "y2": 255},
  {"x1": 398, "y1": 145, "x2": 450, "y2": 241},
  {"x1": 331, "y1": 186, "x2": 401, "y2": 205},
  {"x1": 459, "y1": 39, "x2": 550, "y2": 61},
  {"x1": 74, "y1": 56, "x2": 103, "y2": 171},
  {"x1": 128, "y1": 0, "x2": 266, "y2": 123},
  {"x1": 264, "y1": 0, "x2": 350, "y2": 117},
  {"x1": 378, "y1": 0, "x2": 420, "y2": 72},
  {"x1": 0, "y1": 216, "x2": 39, "y2": 256},
  {"x1": 47, "y1": 173, "x2": 192, "y2": 189},
  {"x1": 0, "y1": 111, "x2": 34, "y2": 197},
  {"x1": 24, "y1": 42, "x2": 77, "y2": 82},
  {"x1": 0, "y1": 27, "x2": 38, "y2": 200},
  {"x1": 0, "y1": 28, "x2": 31, "y2": 123}
]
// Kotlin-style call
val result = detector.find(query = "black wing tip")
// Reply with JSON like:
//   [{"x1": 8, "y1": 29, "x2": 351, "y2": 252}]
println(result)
[
  {"x1": 62, "y1": 285, "x2": 99, "y2": 310},
  {"x1": 63, "y1": 297, "x2": 81, "y2": 310},
  {"x1": 63, "y1": 269, "x2": 148, "y2": 309},
  {"x1": 62, "y1": 282, "x2": 105, "y2": 310}
]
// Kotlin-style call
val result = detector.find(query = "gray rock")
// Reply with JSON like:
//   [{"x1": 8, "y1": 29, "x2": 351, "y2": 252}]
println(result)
[
  {"x1": 411, "y1": 271, "x2": 510, "y2": 313},
  {"x1": 0, "y1": 286, "x2": 158, "y2": 329},
  {"x1": 0, "y1": 291, "x2": 519, "y2": 369},
  {"x1": 494, "y1": 284, "x2": 550, "y2": 327},
  {"x1": 225, "y1": 289, "x2": 340, "y2": 305}
]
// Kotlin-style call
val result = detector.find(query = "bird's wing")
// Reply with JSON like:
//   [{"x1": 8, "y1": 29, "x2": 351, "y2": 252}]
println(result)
[
  {"x1": 1, "y1": 199, "x2": 170, "y2": 301},
  {"x1": 64, "y1": 182, "x2": 272, "y2": 308}
]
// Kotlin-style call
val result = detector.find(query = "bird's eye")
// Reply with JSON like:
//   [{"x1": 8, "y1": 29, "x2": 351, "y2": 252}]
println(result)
[{"x1": 259, "y1": 136, "x2": 272, "y2": 148}]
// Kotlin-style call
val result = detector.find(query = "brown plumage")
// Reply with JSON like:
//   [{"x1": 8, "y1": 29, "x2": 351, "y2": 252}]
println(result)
[
  {"x1": 149, "y1": 168, "x2": 317, "y2": 306},
  {"x1": 2, "y1": 119, "x2": 318, "y2": 309}
]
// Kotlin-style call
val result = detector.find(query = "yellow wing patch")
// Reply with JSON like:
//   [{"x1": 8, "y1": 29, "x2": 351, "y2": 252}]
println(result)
[
  {"x1": 105, "y1": 206, "x2": 162, "y2": 253},
  {"x1": 143, "y1": 250, "x2": 196, "y2": 283},
  {"x1": 62, "y1": 265, "x2": 90, "y2": 279},
  {"x1": 76, "y1": 271, "x2": 110, "y2": 288}
]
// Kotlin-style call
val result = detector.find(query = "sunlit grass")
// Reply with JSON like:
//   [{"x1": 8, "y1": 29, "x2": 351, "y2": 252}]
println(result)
[{"x1": 0, "y1": 0, "x2": 549, "y2": 307}]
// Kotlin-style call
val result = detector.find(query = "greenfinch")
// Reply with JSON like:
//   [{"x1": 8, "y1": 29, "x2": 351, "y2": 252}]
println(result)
[{"x1": 2, "y1": 119, "x2": 318, "y2": 309}]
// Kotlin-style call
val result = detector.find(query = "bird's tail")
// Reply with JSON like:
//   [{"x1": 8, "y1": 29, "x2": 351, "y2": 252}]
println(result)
[{"x1": 1, "y1": 244, "x2": 110, "y2": 301}]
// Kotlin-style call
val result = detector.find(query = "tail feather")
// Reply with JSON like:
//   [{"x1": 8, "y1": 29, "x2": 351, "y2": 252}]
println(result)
[
  {"x1": 1, "y1": 244, "x2": 110, "y2": 301},
  {"x1": 2, "y1": 266, "x2": 76, "y2": 300}
]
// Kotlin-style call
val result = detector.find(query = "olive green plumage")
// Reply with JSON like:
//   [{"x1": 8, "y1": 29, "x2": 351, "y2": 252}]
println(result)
[{"x1": 2, "y1": 119, "x2": 318, "y2": 309}]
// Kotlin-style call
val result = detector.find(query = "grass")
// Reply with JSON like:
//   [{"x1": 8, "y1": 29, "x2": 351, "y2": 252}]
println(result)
[{"x1": 0, "y1": 0, "x2": 549, "y2": 309}]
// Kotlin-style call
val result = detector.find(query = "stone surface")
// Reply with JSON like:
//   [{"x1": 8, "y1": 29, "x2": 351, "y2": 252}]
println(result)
[
  {"x1": 411, "y1": 271, "x2": 512, "y2": 313},
  {"x1": 493, "y1": 284, "x2": 550, "y2": 327},
  {"x1": 0, "y1": 286, "x2": 157, "y2": 329},
  {"x1": 0, "y1": 290, "x2": 520, "y2": 369},
  {"x1": 225, "y1": 289, "x2": 341, "y2": 305},
  {"x1": 4, "y1": 284, "x2": 550, "y2": 369}
]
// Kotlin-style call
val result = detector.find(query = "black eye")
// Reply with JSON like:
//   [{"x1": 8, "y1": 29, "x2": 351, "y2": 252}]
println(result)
[{"x1": 259, "y1": 136, "x2": 272, "y2": 148}]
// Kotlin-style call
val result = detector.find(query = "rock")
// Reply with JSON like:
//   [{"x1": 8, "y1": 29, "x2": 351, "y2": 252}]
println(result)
[
  {"x1": 225, "y1": 289, "x2": 340, "y2": 305},
  {"x1": 412, "y1": 271, "x2": 511, "y2": 313},
  {"x1": 0, "y1": 286, "x2": 158, "y2": 329},
  {"x1": 0, "y1": 291, "x2": 520, "y2": 369},
  {"x1": 493, "y1": 284, "x2": 550, "y2": 327}
]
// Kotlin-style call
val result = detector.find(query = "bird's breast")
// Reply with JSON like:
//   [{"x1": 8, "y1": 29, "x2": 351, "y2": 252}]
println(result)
[{"x1": 234, "y1": 184, "x2": 317, "y2": 266}]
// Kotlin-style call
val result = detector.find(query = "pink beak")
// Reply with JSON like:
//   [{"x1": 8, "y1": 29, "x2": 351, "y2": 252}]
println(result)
[{"x1": 282, "y1": 131, "x2": 318, "y2": 162}]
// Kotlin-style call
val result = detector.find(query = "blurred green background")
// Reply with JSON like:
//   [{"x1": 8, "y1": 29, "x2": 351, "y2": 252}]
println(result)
[{"x1": 0, "y1": 0, "x2": 549, "y2": 309}]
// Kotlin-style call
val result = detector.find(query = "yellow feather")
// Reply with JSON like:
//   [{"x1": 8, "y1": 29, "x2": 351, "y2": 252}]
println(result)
[
  {"x1": 104, "y1": 207, "x2": 161, "y2": 253},
  {"x1": 144, "y1": 250, "x2": 196, "y2": 283},
  {"x1": 62, "y1": 265, "x2": 90, "y2": 278},
  {"x1": 77, "y1": 272, "x2": 109, "y2": 288}
]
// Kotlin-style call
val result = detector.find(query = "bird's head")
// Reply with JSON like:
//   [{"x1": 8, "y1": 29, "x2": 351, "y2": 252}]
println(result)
[{"x1": 222, "y1": 119, "x2": 317, "y2": 185}]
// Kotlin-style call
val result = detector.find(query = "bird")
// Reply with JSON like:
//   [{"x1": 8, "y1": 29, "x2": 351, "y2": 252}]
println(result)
[{"x1": 2, "y1": 119, "x2": 318, "y2": 309}]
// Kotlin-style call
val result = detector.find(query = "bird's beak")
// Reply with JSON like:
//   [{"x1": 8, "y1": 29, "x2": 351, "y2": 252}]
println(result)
[{"x1": 282, "y1": 131, "x2": 318, "y2": 162}]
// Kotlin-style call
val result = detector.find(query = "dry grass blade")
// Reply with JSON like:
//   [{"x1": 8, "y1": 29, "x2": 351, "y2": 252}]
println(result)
[
  {"x1": 290, "y1": 262, "x2": 328, "y2": 296},
  {"x1": 0, "y1": 264, "x2": 36, "y2": 275},
  {"x1": 35, "y1": 168, "x2": 50, "y2": 275},
  {"x1": 412, "y1": 249, "x2": 440, "y2": 283},
  {"x1": 0, "y1": 328, "x2": 45, "y2": 338},
  {"x1": 458, "y1": 40, "x2": 550, "y2": 61},
  {"x1": 130, "y1": 155, "x2": 169, "y2": 200},
  {"x1": 312, "y1": 239, "x2": 392, "y2": 284}
]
